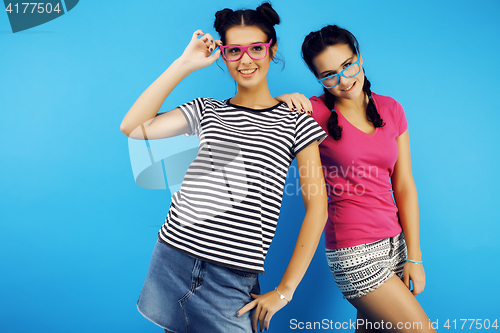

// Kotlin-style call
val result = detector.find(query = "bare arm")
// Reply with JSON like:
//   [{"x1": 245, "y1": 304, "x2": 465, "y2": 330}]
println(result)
[
  {"x1": 120, "y1": 30, "x2": 221, "y2": 139},
  {"x1": 391, "y1": 129, "x2": 425, "y2": 295},
  {"x1": 237, "y1": 141, "x2": 328, "y2": 331},
  {"x1": 275, "y1": 141, "x2": 328, "y2": 300}
]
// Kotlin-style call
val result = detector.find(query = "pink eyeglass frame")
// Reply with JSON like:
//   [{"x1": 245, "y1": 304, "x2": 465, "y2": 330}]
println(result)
[{"x1": 219, "y1": 39, "x2": 273, "y2": 61}]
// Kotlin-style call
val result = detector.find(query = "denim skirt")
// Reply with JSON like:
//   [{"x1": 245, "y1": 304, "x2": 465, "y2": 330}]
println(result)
[
  {"x1": 137, "y1": 240, "x2": 260, "y2": 333},
  {"x1": 325, "y1": 232, "x2": 407, "y2": 300}
]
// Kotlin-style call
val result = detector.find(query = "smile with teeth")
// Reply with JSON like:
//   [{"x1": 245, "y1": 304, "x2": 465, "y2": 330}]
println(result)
[
  {"x1": 239, "y1": 68, "x2": 257, "y2": 74},
  {"x1": 342, "y1": 81, "x2": 356, "y2": 91}
]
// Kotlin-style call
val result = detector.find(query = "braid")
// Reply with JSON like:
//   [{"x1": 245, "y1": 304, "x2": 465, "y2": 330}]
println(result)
[
  {"x1": 324, "y1": 76, "x2": 385, "y2": 141},
  {"x1": 324, "y1": 87, "x2": 342, "y2": 140},
  {"x1": 301, "y1": 25, "x2": 386, "y2": 140},
  {"x1": 363, "y1": 76, "x2": 385, "y2": 128}
]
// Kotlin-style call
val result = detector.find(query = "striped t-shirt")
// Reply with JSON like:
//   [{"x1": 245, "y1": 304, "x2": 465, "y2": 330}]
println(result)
[{"x1": 158, "y1": 98, "x2": 327, "y2": 273}]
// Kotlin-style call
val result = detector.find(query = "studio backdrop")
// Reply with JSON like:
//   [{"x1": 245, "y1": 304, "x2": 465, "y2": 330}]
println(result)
[{"x1": 1, "y1": 0, "x2": 499, "y2": 332}]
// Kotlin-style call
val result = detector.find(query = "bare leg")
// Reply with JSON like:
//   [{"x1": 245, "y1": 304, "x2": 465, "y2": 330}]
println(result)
[
  {"x1": 355, "y1": 311, "x2": 379, "y2": 333},
  {"x1": 355, "y1": 310, "x2": 378, "y2": 333},
  {"x1": 349, "y1": 276, "x2": 436, "y2": 333}
]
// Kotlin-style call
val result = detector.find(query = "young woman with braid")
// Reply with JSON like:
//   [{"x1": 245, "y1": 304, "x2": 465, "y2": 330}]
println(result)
[
  {"x1": 277, "y1": 25, "x2": 435, "y2": 332},
  {"x1": 120, "y1": 3, "x2": 328, "y2": 333}
]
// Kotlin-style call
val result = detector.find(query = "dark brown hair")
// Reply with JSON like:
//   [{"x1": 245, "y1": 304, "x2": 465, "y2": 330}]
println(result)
[
  {"x1": 214, "y1": 2, "x2": 280, "y2": 59},
  {"x1": 302, "y1": 25, "x2": 384, "y2": 140}
]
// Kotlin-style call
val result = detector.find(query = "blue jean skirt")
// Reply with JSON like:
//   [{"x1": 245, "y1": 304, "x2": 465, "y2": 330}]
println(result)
[
  {"x1": 325, "y1": 233, "x2": 407, "y2": 300},
  {"x1": 137, "y1": 240, "x2": 260, "y2": 333}
]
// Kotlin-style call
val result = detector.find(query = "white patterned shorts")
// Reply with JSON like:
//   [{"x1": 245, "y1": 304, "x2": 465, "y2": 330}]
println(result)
[{"x1": 325, "y1": 233, "x2": 407, "y2": 300}]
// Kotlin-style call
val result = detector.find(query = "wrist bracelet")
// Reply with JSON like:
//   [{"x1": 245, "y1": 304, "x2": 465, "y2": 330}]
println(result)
[
  {"x1": 406, "y1": 258, "x2": 423, "y2": 265},
  {"x1": 275, "y1": 287, "x2": 291, "y2": 304}
]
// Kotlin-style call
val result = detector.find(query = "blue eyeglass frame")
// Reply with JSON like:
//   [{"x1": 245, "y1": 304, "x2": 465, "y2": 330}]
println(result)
[{"x1": 317, "y1": 50, "x2": 361, "y2": 89}]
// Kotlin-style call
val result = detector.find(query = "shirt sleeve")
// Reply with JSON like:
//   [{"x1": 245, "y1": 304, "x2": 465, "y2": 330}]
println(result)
[
  {"x1": 394, "y1": 99, "x2": 408, "y2": 136},
  {"x1": 310, "y1": 95, "x2": 332, "y2": 129},
  {"x1": 177, "y1": 97, "x2": 205, "y2": 137},
  {"x1": 293, "y1": 113, "x2": 328, "y2": 156}
]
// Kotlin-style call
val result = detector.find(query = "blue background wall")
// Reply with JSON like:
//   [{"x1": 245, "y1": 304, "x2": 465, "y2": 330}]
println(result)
[{"x1": 1, "y1": 0, "x2": 499, "y2": 332}]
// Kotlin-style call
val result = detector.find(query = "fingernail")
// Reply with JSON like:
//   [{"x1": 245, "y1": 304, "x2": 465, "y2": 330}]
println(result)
[
  {"x1": 235, "y1": 312, "x2": 239, "y2": 317},
  {"x1": 211, "y1": 40, "x2": 213, "y2": 43},
  {"x1": 210, "y1": 48, "x2": 213, "y2": 52}
]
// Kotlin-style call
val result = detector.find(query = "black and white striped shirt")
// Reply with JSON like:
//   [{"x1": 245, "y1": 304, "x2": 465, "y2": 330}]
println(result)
[{"x1": 159, "y1": 98, "x2": 327, "y2": 273}]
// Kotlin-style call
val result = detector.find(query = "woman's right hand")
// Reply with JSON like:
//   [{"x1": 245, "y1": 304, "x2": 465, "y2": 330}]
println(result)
[
  {"x1": 275, "y1": 93, "x2": 313, "y2": 115},
  {"x1": 121, "y1": 30, "x2": 219, "y2": 138},
  {"x1": 178, "y1": 30, "x2": 222, "y2": 72}
]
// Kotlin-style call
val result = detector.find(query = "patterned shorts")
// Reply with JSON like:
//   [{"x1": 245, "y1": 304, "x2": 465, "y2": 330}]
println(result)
[{"x1": 325, "y1": 233, "x2": 407, "y2": 300}]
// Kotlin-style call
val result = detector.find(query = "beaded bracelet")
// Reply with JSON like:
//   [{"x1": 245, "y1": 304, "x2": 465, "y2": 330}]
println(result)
[
  {"x1": 406, "y1": 258, "x2": 423, "y2": 265},
  {"x1": 275, "y1": 287, "x2": 291, "y2": 304}
]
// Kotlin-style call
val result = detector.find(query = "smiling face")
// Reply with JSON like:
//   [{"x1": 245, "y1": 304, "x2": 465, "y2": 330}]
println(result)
[
  {"x1": 223, "y1": 25, "x2": 276, "y2": 90},
  {"x1": 313, "y1": 43, "x2": 364, "y2": 100}
]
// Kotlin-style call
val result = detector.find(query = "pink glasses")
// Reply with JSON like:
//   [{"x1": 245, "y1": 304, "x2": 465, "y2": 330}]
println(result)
[{"x1": 219, "y1": 39, "x2": 273, "y2": 61}]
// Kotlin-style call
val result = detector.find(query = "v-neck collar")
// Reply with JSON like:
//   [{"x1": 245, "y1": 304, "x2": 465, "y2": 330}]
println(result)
[{"x1": 335, "y1": 94, "x2": 379, "y2": 137}]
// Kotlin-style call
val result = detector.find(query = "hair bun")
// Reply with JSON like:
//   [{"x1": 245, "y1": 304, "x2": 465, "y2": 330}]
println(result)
[
  {"x1": 214, "y1": 8, "x2": 234, "y2": 33},
  {"x1": 256, "y1": 2, "x2": 280, "y2": 26}
]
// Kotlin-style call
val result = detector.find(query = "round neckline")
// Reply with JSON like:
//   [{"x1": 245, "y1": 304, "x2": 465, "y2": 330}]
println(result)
[{"x1": 227, "y1": 98, "x2": 282, "y2": 112}]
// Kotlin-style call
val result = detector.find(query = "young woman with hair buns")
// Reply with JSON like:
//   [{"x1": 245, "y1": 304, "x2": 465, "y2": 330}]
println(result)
[
  {"x1": 120, "y1": 3, "x2": 328, "y2": 333},
  {"x1": 277, "y1": 25, "x2": 435, "y2": 332}
]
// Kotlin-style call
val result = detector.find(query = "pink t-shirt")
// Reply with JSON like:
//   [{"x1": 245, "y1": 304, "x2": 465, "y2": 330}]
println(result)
[{"x1": 310, "y1": 93, "x2": 408, "y2": 249}]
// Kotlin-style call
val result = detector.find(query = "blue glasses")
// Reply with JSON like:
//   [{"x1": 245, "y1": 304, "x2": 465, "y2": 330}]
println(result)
[{"x1": 317, "y1": 50, "x2": 361, "y2": 89}]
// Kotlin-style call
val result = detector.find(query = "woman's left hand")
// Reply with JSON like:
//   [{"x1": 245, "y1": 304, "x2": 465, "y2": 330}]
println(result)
[
  {"x1": 237, "y1": 289, "x2": 289, "y2": 332},
  {"x1": 275, "y1": 93, "x2": 313, "y2": 115},
  {"x1": 403, "y1": 262, "x2": 426, "y2": 296}
]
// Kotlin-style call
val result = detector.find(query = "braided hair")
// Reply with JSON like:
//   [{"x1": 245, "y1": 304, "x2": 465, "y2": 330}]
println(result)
[{"x1": 302, "y1": 25, "x2": 384, "y2": 140}]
